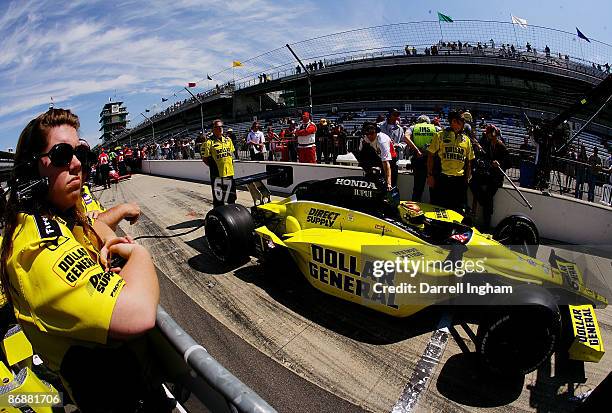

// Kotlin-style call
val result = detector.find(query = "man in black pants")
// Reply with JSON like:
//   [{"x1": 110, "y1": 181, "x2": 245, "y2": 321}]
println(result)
[
  {"x1": 427, "y1": 111, "x2": 475, "y2": 212},
  {"x1": 470, "y1": 125, "x2": 508, "y2": 230}
]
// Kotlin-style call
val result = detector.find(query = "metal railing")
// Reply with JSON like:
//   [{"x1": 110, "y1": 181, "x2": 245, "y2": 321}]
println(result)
[{"x1": 155, "y1": 305, "x2": 277, "y2": 412}]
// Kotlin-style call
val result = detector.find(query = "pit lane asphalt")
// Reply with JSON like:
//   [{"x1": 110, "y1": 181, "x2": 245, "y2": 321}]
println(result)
[{"x1": 97, "y1": 174, "x2": 612, "y2": 413}]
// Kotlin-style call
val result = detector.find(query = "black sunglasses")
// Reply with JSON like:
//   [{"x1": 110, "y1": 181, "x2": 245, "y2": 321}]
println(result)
[{"x1": 36, "y1": 143, "x2": 90, "y2": 167}]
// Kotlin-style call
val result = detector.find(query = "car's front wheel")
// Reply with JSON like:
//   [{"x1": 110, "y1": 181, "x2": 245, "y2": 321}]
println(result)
[{"x1": 205, "y1": 204, "x2": 254, "y2": 263}]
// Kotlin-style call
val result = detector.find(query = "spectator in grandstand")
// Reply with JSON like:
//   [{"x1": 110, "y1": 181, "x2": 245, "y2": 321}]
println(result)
[
  {"x1": 587, "y1": 147, "x2": 602, "y2": 202},
  {"x1": 427, "y1": 110, "x2": 475, "y2": 212},
  {"x1": 280, "y1": 120, "x2": 298, "y2": 161},
  {"x1": 378, "y1": 109, "x2": 405, "y2": 158},
  {"x1": 247, "y1": 121, "x2": 266, "y2": 161},
  {"x1": 201, "y1": 119, "x2": 236, "y2": 207},
  {"x1": 295, "y1": 112, "x2": 317, "y2": 163},
  {"x1": 404, "y1": 115, "x2": 436, "y2": 202},
  {"x1": 575, "y1": 144, "x2": 588, "y2": 199},
  {"x1": 316, "y1": 118, "x2": 330, "y2": 164},
  {"x1": 358, "y1": 122, "x2": 398, "y2": 189},
  {"x1": 470, "y1": 125, "x2": 509, "y2": 229},
  {"x1": 1, "y1": 108, "x2": 167, "y2": 411}
]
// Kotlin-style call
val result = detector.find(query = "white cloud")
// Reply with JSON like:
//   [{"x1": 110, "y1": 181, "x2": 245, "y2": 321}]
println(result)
[{"x1": 0, "y1": 0, "x2": 358, "y2": 146}]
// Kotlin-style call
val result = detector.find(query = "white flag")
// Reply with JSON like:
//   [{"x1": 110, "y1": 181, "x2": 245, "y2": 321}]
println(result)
[{"x1": 512, "y1": 15, "x2": 528, "y2": 28}]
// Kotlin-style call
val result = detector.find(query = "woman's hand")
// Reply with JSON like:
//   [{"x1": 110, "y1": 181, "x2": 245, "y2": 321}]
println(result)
[
  {"x1": 99, "y1": 236, "x2": 135, "y2": 270},
  {"x1": 86, "y1": 210, "x2": 101, "y2": 221}
]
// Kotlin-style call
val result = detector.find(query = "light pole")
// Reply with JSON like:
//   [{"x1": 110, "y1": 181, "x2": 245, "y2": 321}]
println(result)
[
  {"x1": 185, "y1": 86, "x2": 205, "y2": 136},
  {"x1": 140, "y1": 112, "x2": 155, "y2": 143},
  {"x1": 286, "y1": 43, "x2": 313, "y2": 115}
]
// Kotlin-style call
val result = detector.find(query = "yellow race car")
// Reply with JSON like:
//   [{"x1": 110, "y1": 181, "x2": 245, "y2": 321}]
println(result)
[{"x1": 205, "y1": 170, "x2": 608, "y2": 376}]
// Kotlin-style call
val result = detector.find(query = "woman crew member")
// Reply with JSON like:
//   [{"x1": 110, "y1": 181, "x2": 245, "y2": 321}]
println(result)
[{"x1": 0, "y1": 109, "x2": 165, "y2": 411}]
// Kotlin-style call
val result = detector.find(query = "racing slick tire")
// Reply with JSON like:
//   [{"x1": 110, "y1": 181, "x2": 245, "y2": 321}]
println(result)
[
  {"x1": 493, "y1": 215, "x2": 539, "y2": 257},
  {"x1": 476, "y1": 287, "x2": 561, "y2": 375},
  {"x1": 205, "y1": 204, "x2": 254, "y2": 263}
]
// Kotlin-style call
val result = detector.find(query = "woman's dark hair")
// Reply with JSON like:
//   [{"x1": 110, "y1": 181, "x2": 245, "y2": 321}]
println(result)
[{"x1": 1, "y1": 108, "x2": 92, "y2": 304}]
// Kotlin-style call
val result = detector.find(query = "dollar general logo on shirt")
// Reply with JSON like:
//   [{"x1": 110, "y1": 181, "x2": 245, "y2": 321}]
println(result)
[{"x1": 53, "y1": 246, "x2": 98, "y2": 286}]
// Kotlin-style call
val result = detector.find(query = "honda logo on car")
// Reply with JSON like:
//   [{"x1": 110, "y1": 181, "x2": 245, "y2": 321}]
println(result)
[{"x1": 335, "y1": 178, "x2": 376, "y2": 189}]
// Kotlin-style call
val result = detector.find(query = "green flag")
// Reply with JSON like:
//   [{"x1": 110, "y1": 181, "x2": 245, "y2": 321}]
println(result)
[{"x1": 437, "y1": 12, "x2": 453, "y2": 22}]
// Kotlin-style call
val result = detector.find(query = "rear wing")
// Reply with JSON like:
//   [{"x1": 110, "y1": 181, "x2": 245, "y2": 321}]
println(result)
[{"x1": 234, "y1": 165, "x2": 293, "y2": 206}]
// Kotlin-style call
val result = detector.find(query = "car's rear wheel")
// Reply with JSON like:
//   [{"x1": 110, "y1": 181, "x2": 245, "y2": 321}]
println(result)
[
  {"x1": 476, "y1": 291, "x2": 560, "y2": 375},
  {"x1": 493, "y1": 215, "x2": 539, "y2": 257},
  {"x1": 205, "y1": 204, "x2": 254, "y2": 263}
]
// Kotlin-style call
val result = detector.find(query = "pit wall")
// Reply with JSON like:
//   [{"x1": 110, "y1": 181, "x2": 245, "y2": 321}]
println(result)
[{"x1": 141, "y1": 160, "x2": 611, "y2": 245}]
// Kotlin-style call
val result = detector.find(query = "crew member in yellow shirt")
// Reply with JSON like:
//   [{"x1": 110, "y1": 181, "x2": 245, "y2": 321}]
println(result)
[
  {"x1": 201, "y1": 119, "x2": 236, "y2": 207},
  {"x1": 0, "y1": 108, "x2": 167, "y2": 411},
  {"x1": 427, "y1": 110, "x2": 475, "y2": 212}
]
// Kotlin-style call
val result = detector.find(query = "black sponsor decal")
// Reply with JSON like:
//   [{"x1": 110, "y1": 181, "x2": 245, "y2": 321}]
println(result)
[
  {"x1": 53, "y1": 246, "x2": 97, "y2": 285},
  {"x1": 434, "y1": 208, "x2": 448, "y2": 219},
  {"x1": 34, "y1": 214, "x2": 62, "y2": 238},
  {"x1": 43, "y1": 235, "x2": 70, "y2": 251},
  {"x1": 309, "y1": 245, "x2": 398, "y2": 308},
  {"x1": 391, "y1": 247, "x2": 424, "y2": 258},
  {"x1": 89, "y1": 271, "x2": 115, "y2": 294},
  {"x1": 558, "y1": 262, "x2": 580, "y2": 290},
  {"x1": 572, "y1": 307, "x2": 600, "y2": 346},
  {"x1": 110, "y1": 278, "x2": 124, "y2": 297},
  {"x1": 306, "y1": 208, "x2": 340, "y2": 227}
]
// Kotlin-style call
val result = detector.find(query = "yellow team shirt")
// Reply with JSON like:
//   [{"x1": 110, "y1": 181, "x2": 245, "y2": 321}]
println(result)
[
  {"x1": 428, "y1": 129, "x2": 475, "y2": 176},
  {"x1": 201, "y1": 136, "x2": 235, "y2": 178},
  {"x1": 80, "y1": 184, "x2": 106, "y2": 216},
  {"x1": 6, "y1": 213, "x2": 125, "y2": 371}
]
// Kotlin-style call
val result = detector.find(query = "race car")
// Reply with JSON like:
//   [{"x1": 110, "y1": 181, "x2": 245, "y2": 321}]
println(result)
[{"x1": 205, "y1": 167, "x2": 608, "y2": 376}]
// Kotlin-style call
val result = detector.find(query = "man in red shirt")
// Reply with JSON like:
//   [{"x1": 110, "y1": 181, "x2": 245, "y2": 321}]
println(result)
[
  {"x1": 98, "y1": 148, "x2": 111, "y2": 189},
  {"x1": 124, "y1": 145, "x2": 134, "y2": 171},
  {"x1": 294, "y1": 112, "x2": 317, "y2": 163}
]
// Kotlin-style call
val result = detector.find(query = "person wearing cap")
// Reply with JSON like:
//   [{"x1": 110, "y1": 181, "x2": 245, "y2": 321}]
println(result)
[
  {"x1": 359, "y1": 122, "x2": 398, "y2": 190},
  {"x1": 201, "y1": 119, "x2": 236, "y2": 207},
  {"x1": 405, "y1": 115, "x2": 437, "y2": 202},
  {"x1": 316, "y1": 118, "x2": 330, "y2": 164},
  {"x1": 247, "y1": 121, "x2": 266, "y2": 161},
  {"x1": 427, "y1": 110, "x2": 475, "y2": 212},
  {"x1": 295, "y1": 111, "x2": 317, "y2": 163},
  {"x1": 470, "y1": 125, "x2": 508, "y2": 229},
  {"x1": 378, "y1": 108, "x2": 405, "y2": 159}
]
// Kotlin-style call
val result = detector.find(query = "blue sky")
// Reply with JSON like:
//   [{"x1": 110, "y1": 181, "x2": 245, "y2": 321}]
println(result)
[{"x1": 0, "y1": 0, "x2": 610, "y2": 150}]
